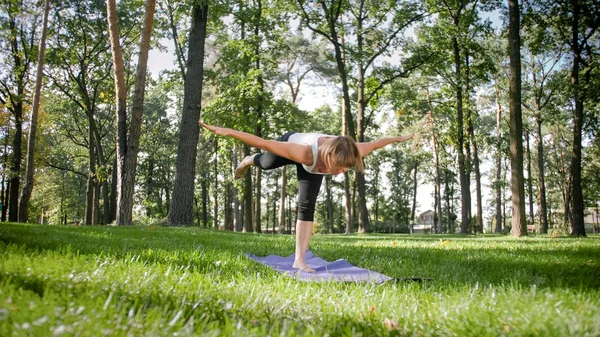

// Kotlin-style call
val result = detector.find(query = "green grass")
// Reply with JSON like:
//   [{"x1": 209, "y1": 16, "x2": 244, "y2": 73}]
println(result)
[{"x1": 1, "y1": 223, "x2": 599, "y2": 336}]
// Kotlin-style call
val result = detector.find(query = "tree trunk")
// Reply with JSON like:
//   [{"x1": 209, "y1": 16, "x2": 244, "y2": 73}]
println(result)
[
  {"x1": 568, "y1": 0, "x2": 586, "y2": 237},
  {"x1": 18, "y1": 0, "x2": 50, "y2": 223},
  {"x1": 508, "y1": 0, "x2": 527, "y2": 237},
  {"x1": 343, "y1": 172, "x2": 352, "y2": 233},
  {"x1": 325, "y1": 175, "x2": 334, "y2": 233},
  {"x1": 536, "y1": 116, "x2": 548, "y2": 234},
  {"x1": 201, "y1": 179, "x2": 208, "y2": 226},
  {"x1": 427, "y1": 90, "x2": 443, "y2": 233},
  {"x1": 251, "y1": 0, "x2": 263, "y2": 233},
  {"x1": 8, "y1": 104, "x2": 22, "y2": 222},
  {"x1": 453, "y1": 33, "x2": 470, "y2": 234},
  {"x1": 84, "y1": 119, "x2": 95, "y2": 225},
  {"x1": 110, "y1": 0, "x2": 156, "y2": 226},
  {"x1": 278, "y1": 166, "x2": 287, "y2": 234},
  {"x1": 213, "y1": 141, "x2": 219, "y2": 229},
  {"x1": 410, "y1": 161, "x2": 418, "y2": 231},
  {"x1": 243, "y1": 145, "x2": 253, "y2": 232},
  {"x1": 110, "y1": 156, "x2": 117, "y2": 223},
  {"x1": 525, "y1": 130, "x2": 535, "y2": 228},
  {"x1": 465, "y1": 60, "x2": 483, "y2": 233},
  {"x1": 445, "y1": 176, "x2": 451, "y2": 233},
  {"x1": 494, "y1": 81, "x2": 503, "y2": 233},
  {"x1": 233, "y1": 145, "x2": 243, "y2": 232},
  {"x1": 168, "y1": 4, "x2": 209, "y2": 226},
  {"x1": 472, "y1": 136, "x2": 483, "y2": 233},
  {"x1": 1, "y1": 134, "x2": 8, "y2": 221},
  {"x1": 107, "y1": 0, "x2": 128, "y2": 225}
]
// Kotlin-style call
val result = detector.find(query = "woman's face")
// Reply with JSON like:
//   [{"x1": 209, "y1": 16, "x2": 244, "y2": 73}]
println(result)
[{"x1": 328, "y1": 163, "x2": 349, "y2": 176}]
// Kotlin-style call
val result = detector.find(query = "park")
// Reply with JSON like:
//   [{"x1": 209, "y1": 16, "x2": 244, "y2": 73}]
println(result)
[{"x1": 1, "y1": 0, "x2": 599, "y2": 335}]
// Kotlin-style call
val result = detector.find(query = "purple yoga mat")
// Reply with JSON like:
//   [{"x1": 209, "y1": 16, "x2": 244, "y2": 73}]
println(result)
[{"x1": 246, "y1": 250, "x2": 393, "y2": 283}]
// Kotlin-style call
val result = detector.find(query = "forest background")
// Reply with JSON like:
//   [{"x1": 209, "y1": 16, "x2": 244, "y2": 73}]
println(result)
[{"x1": 0, "y1": 0, "x2": 598, "y2": 237}]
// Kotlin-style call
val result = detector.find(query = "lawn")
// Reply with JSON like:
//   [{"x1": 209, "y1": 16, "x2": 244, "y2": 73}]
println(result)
[{"x1": 1, "y1": 223, "x2": 599, "y2": 336}]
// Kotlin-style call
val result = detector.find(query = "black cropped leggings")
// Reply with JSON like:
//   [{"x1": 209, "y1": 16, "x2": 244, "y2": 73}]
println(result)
[{"x1": 253, "y1": 132, "x2": 323, "y2": 222}]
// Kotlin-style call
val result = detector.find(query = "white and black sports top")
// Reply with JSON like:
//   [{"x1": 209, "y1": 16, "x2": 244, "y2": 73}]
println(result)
[{"x1": 287, "y1": 132, "x2": 330, "y2": 174}]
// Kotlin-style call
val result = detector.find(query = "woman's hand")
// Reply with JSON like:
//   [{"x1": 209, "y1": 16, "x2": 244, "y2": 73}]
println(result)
[
  {"x1": 199, "y1": 121, "x2": 229, "y2": 136},
  {"x1": 397, "y1": 134, "x2": 414, "y2": 143}
]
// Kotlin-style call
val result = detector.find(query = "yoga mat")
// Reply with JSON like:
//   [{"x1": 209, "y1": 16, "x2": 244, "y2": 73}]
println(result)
[{"x1": 246, "y1": 250, "x2": 393, "y2": 283}]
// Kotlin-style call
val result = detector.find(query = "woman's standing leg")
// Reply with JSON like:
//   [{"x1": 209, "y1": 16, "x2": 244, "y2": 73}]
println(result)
[
  {"x1": 292, "y1": 165, "x2": 323, "y2": 272},
  {"x1": 294, "y1": 220, "x2": 315, "y2": 272}
]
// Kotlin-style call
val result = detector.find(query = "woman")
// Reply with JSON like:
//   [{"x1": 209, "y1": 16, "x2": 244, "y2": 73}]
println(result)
[{"x1": 199, "y1": 121, "x2": 414, "y2": 272}]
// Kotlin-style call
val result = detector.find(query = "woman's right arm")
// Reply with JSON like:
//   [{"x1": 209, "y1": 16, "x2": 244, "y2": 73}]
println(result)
[{"x1": 200, "y1": 121, "x2": 312, "y2": 165}]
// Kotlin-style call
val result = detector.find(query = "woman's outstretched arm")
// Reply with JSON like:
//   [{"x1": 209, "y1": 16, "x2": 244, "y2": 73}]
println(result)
[
  {"x1": 199, "y1": 121, "x2": 312, "y2": 165},
  {"x1": 356, "y1": 135, "x2": 414, "y2": 157}
]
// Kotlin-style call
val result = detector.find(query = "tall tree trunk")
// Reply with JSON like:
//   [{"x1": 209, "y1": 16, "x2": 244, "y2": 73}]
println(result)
[
  {"x1": 344, "y1": 172, "x2": 352, "y2": 233},
  {"x1": 536, "y1": 116, "x2": 548, "y2": 234},
  {"x1": 19, "y1": 0, "x2": 50, "y2": 223},
  {"x1": 278, "y1": 166, "x2": 287, "y2": 234},
  {"x1": 213, "y1": 140, "x2": 219, "y2": 229},
  {"x1": 427, "y1": 89, "x2": 443, "y2": 234},
  {"x1": 233, "y1": 145, "x2": 243, "y2": 232},
  {"x1": 444, "y1": 176, "x2": 451, "y2": 233},
  {"x1": 472, "y1": 135, "x2": 483, "y2": 233},
  {"x1": 410, "y1": 161, "x2": 418, "y2": 232},
  {"x1": 107, "y1": 0, "x2": 128, "y2": 225},
  {"x1": 168, "y1": 4, "x2": 209, "y2": 226},
  {"x1": 525, "y1": 130, "x2": 535, "y2": 227},
  {"x1": 355, "y1": 14, "x2": 370, "y2": 233},
  {"x1": 201, "y1": 179, "x2": 208, "y2": 226},
  {"x1": 325, "y1": 175, "x2": 334, "y2": 233},
  {"x1": 93, "y1": 178, "x2": 100, "y2": 225},
  {"x1": 494, "y1": 81, "x2": 503, "y2": 233},
  {"x1": 508, "y1": 0, "x2": 527, "y2": 237},
  {"x1": 452, "y1": 34, "x2": 470, "y2": 234},
  {"x1": 1, "y1": 133, "x2": 8, "y2": 222},
  {"x1": 110, "y1": 0, "x2": 156, "y2": 225},
  {"x1": 85, "y1": 119, "x2": 95, "y2": 225},
  {"x1": 568, "y1": 0, "x2": 586, "y2": 237},
  {"x1": 8, "y1": 104, "x2": 22, "y2": 222},
  {"x1": 465, "y1": 58, "x2": 483, "y2": 232},
  {"x1": 225, "y1": 178, "x2": 233, "y2": 231},
  {"x1": 243, "y1": 145, "x2": 253, "y2": 232}
]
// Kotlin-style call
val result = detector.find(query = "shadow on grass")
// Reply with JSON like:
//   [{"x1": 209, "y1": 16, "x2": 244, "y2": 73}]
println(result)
[{"x1": 1, "y1": 223, "x2": 599, "y2": 290}]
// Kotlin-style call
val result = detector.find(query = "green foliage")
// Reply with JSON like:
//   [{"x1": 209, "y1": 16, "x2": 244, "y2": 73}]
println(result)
[{"x1": 1, "y1": 223, "x2": 600, "y2": 336}]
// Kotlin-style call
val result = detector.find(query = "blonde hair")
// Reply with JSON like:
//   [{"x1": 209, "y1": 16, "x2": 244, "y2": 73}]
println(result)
[{"x1": 321, "y1": 136, "x2": 364, "y2": 173}]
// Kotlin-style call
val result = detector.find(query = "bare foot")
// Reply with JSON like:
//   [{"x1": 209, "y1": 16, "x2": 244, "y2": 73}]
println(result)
[
  {"x1": 292, "y1": 260, "x2": 316, "y2": 273},
  {"x1": 234, "y1": 155, "x2": 255, "y2": 179}
]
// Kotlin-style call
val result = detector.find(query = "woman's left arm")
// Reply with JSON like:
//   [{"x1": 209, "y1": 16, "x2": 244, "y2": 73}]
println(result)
[{"x1": 356, "y1": 135, "x2": 414, "y2": 157}]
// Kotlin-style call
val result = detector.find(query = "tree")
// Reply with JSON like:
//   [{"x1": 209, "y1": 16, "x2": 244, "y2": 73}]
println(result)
[
  {"x1": 297, "y1": 0, "x2": 427, "y2": 232},
  {"x1": 419, "y1": 0, "x2": 499, "y2": 233},
  {"x1": 46, "y1": 0, "x2": 122, "y2": 225},
  {"x1": 520, "y1": 6, "x2": 563, "y2": 233},
  {"x1": 507, "y1": 0, "x2": 527, "y2": 237},
  {"x1": 107, "y1": 0, "x2": 157, "y2": 225},
  {"x1": 19, "y1": 0, "x2": 51, "y2": 222},
  {"x1": 0, "y1": 0, "x2": 40, "y2": 221},
  {"x1": 561, "y1": 0, "x2": 598, "y2": 237},
  {"x1": 168, "y1": 3, "x2": 209, "y2": 226}
]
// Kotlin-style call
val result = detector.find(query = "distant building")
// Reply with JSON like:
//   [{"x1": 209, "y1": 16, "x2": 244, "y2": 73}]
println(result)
[
  {"x1": 585, "y1": 208, "x2": 599, "y2": 233},
  {"x1": 415, "y1": 210, "x2": 434, "y2": 234},
  {"x1": 550, "y1": 208, "x2": 599, "y2": 234}
]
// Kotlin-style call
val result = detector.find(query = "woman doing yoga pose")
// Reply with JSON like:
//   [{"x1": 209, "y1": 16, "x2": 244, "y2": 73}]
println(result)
[{"x1": 199, "y1": 121, "x2": 414, "y2": 273}]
